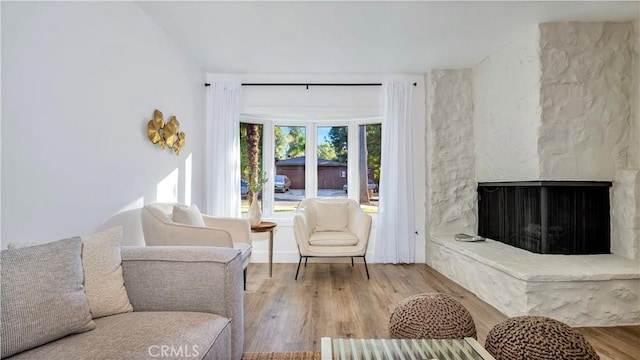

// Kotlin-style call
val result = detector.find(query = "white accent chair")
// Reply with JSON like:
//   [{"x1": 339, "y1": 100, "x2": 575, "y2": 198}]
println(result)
[
  {"x1": 293, "y1": 198, "x2": 372, "y2": 280},
  {"x1": 141, "y1": 203, "x2": 252, "y2": 288}
]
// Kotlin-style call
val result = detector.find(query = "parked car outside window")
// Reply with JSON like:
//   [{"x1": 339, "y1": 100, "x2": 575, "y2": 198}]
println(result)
[
  {"x1": 343, "y1": 179, "x2": 378, "y2": 192},
  {"x1": 274, "y1": 175, "x2": 291, "y2": 193},
  {"x1": 240, "y1": 180, "x2": 249, "y2": 197}
]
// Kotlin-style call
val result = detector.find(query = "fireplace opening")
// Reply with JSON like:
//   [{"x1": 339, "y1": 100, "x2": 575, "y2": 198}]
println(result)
[{"x1": 478, "y1": 181, "x2": 611, "y2": 255}]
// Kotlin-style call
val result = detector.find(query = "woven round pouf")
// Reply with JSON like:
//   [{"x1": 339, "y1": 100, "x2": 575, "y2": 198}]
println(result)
[
  {"x1": 389, "y1": 293, "x2": 477, "y2": 339},
  {"x1": 484, "y1": 316, "x2": 599, "y2": 360}
]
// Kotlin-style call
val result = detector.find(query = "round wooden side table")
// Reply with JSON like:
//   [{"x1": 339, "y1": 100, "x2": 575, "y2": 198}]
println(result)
[{"x1": 251, "y1": 221, "x2": 277, "y2": 276}]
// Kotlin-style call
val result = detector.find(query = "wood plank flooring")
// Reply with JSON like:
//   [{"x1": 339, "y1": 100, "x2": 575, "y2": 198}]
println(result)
[{"x1": 244, "y1": 262, "x2": 640, "y2": 360}]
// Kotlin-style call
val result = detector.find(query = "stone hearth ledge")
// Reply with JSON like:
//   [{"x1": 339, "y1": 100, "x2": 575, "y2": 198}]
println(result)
[{"x1": 427, "y1": 234, "x2": 640, "y2": 327}]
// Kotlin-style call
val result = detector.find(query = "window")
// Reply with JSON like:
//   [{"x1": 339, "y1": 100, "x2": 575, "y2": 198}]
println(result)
[
  {"x1": 317, "y1": 126, "x2": 348, "y2": 200},
  {"x1": 274, "y1": 125, "x2": 306, "y2": 212},
  {"x1": 240, "y1": 118, "x2": 381, "y2": 216},
  {"x1": 358, "y1": 124, "x2": 381, "y2": 212}
]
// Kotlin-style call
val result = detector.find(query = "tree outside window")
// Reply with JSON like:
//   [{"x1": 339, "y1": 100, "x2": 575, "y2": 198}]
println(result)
[
  {"x1": 329, "y1": 124, "x2": 381, "y2": 208},
  {"x1": 240, "y1": 121, "x2": 380, "y2": 215},
  {"x1": 240, "y1": 123, "x2": 264, "y2": 210}
]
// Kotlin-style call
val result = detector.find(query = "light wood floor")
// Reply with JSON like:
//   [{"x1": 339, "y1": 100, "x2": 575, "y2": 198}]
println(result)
[{"x1": 243, "y1": 262, "x2": 640, "y2": 359}]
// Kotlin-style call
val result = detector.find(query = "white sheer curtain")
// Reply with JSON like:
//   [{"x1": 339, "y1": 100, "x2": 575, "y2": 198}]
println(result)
[
  {"x1": 374, "y1": 81, "x2": 415, "y2": 263},
  {"x1": 205, "y1": 81, "x2": 242, "y2": 217}
]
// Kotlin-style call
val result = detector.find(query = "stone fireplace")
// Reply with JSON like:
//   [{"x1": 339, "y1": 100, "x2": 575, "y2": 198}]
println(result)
[
  {"x1": 477, "y1": 181, "x2": 611, "y2": 255},
  {"x1": 425, "y1": 20, "x2": 639, "y2": 326}
]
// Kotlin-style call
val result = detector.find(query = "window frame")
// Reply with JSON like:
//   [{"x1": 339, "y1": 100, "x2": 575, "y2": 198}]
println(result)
[{"x1": 240, "y1": 115, "x2": 381, "y2": 218}]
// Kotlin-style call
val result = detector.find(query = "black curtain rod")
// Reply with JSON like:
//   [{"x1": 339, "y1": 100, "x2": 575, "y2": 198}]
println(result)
[{"x1": 204, "y1": 82, "x2": 417, "y2": 88}]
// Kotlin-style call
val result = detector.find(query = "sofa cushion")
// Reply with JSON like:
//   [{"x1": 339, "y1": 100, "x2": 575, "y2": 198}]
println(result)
[
  {"x1": 1, "y1": 237, "x2": 95, "y2": 358},
  {"x1": 81, "y1": 226, "x2": 133, "y2": 318},
  {"x1": 309, "y1": 231, "x2": 359, "y2": 246},
  {"x1": 5, "y1": 312, "x2": 231, "y2": 360},
  {"x1": 313, "y1": 201, "x2": 349, "y2": 232},
  {"x1": 172, "y1": 204, "x2": 206, "y2": 227}
]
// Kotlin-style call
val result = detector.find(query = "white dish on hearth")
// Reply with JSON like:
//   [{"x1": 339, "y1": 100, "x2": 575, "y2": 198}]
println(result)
[{"x1": 454, "y1": 233, "x2": 486, "y2": 242}]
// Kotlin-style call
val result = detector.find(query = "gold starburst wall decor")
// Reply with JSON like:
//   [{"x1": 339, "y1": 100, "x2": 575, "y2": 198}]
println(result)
[{"x1": 146, "y1": 109, "x2": 186, "y2": 155}]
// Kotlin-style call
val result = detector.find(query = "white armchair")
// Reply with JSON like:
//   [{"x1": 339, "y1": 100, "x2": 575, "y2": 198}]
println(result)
[
  {"x1": 141, "y1": 203, "x2": 252, "y2": 287},
  {"x1": 293, "y1": 198, "x2": 372, "y2": 280}
]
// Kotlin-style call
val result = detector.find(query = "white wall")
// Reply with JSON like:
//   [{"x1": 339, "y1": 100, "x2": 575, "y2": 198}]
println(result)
[
  {"x1": 207, "y1": 73, "x2": 426, "y2": 263},
  {"x1": 473, "y1": 26, "x2": 541, "y2": 182},
  {"x1": 1, "y1": 2, "x2": 205, "y2": 247},
  {"x1": 425, "y1": 69, "x2": 476, "y2": 237}
]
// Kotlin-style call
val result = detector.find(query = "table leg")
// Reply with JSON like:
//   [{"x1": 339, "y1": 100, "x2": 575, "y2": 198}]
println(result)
[{"x1": 269, "y1": 229, "x2": 274, "y2": 277}]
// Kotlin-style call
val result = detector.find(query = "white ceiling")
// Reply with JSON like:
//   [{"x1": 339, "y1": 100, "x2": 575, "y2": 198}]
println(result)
[{"x1": 137, "y1": 1, "x2": 639, "y2": 74}]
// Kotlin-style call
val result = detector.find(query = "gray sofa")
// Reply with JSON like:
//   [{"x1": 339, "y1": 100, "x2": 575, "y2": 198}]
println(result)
[{"x1": 1, "y1": 245, "x2": 244, "y2": 360}]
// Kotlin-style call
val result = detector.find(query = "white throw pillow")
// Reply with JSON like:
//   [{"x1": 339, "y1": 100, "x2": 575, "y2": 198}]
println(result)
[
  {"x1": 314, "y1": 201, "x2": 350, "y2": 232},
  {"x1": 81, "y1": 226, "x2": 133, "y2": 318},
  {"x1": 172, "y1": 204, "x2": 206, "y2": 227}
]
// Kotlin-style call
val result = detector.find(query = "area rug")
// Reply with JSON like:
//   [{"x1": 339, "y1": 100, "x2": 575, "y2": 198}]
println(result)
[{"x1": 242, "y1": 351, "x2": 321, "y2": 360}]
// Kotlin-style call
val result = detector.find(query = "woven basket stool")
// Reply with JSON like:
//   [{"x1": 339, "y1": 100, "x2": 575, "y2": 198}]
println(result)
[
  {"x1": 484, "y1": 316, "x2": 599, "y2": 360},
  {"x1": 389, "y1": 293, "x2": 477, "y2": 339}
]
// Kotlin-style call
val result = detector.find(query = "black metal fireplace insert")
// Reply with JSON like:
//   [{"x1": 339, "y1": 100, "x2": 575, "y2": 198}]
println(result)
[{"x1": 478, "y1": 181, "x2": 611, "y2": 255}]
